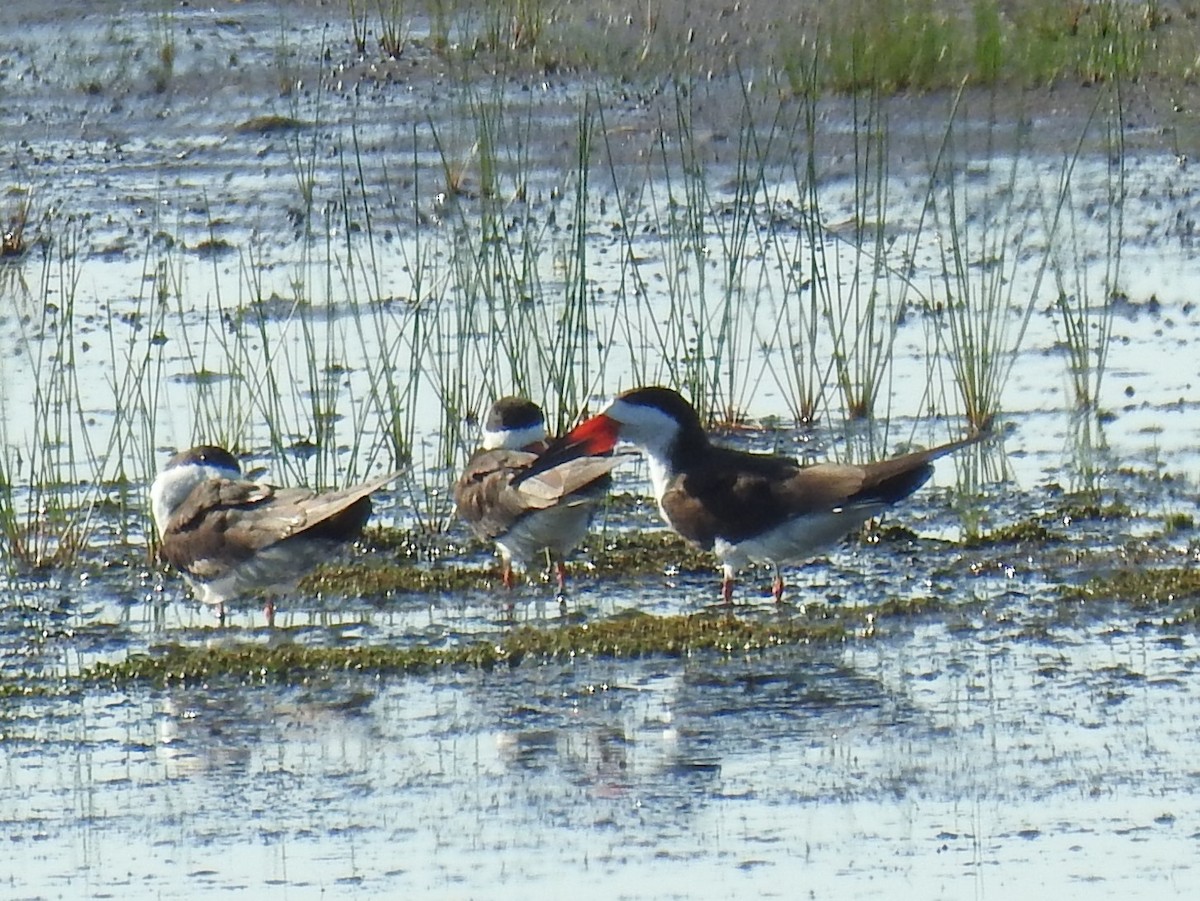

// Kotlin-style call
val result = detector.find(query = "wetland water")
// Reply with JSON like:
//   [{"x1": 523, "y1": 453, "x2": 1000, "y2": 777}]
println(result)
[{"x1": 3, "y1": 1, "x2": 1200, "y2": 898}]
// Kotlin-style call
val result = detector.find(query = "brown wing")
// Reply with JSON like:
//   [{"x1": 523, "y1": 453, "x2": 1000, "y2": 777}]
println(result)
[
  {"x1": 848, "y1": 433, "x2": 984, "y2": 500},
  {"x1": 263, "y1": 470, "x2": 398, "y2": 542},
  {"x1": 662, "y1": 435, "x2": 981, "y2": 548},
  {"x1": 455, "y1": 449, "x2": 538, "y2": 542},
  {"x1": 162, "y1": 472, "x2": 396, "y2": 576},
  {"x1": 454, "y1": 448, "x2": 620, "y2": 542},
  {"x1": 515, "y1": 453, "x2": 625, "y2": 502},
  {"x1": 661, "y1": 449, "x2": 862, "y2": 548}
]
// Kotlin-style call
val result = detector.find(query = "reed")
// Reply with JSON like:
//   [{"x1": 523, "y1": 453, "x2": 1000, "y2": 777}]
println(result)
[
  {"x1": 149, "y1": 9, "x2": 176, "y2": 94},
  {"x1": 427, "y1": 85, "x2": 606, "y2": 435},
  {"x1": 927, "y1": 87, "x2": 1069, "y2": 431},
  {"x1": 819, "y1": 0, "x2": 958, "y2": 93},
  {"x1": 426, "y1": 0, "x2": 453, "y2": 52},
  {"x1": 478, "y1": 0, "x2": 545, "y2": 55},
  {"x1": 600, "y1": 79, "x2": 785, "y2": 426},
  {"x1": 823, "y1": 87, "x2": 906, "y2": 421},
  {"x1": 1052, "y1": 87, "x2": 1123, "y2": 415},
  {"x1": 542, "y1": 98, "x2": 599, "y2": 429},
  {"x1": 768, "y1": 51, "x2": 829, "y2": 426},
  {"x1": 337, "y1": 121, "x2": 419, "y2": 480},
  {"x1": 703, "y1": 76, "x2": 785, "y2": 423},
  {"x1": 95, "y1": 232, "x2": 179, "y2": 552},
  {"x1": 377, "y1": 0, "x2": 409, "y2": 58},
  {"x1": 775, "y1": 74, "x2": 919, "y2": 427},
  {"x1": 0, "y1": 227, "x2": 101, "y2": 568},
  {"x1": 1, "y1": 186, "x2": 32, "y2": 261},
  {"x1": 0, "y1": 0, "x2": 1161, "y2": 579},
  {"x1": 347, "y1": 0, "x2": 370, "y2": 54}
]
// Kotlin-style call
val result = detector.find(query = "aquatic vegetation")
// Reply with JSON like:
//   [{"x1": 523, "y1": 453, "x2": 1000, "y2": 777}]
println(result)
[
  {"x1": 0, "y1": 5, "x2": 1148, "y2": 554},
  {"x1": 232, "y1": 115, "x2": 311, "y2": 134},
  {"x1": 1061, "y1": 567, "x2": 1200, "y2": 613},
  {"x1": 924, "y1": 84, "x2": 1086, "y2": 431},
  {"x1": 1, "y1": 187, "x2": 32, "y2": 259},
  {"x1": 958, "y1": 495, "x2": 1134, "y2": 549},
  {"x1": 806, "y1": 0, "x2": 1158, "y2": 92},
  {"x1": 1051, "y1": 91, "x2": 1124, "y2": 416},
  {"x1": 1164, "y1": 512, "x2": 1195, "y2": 534},
  {"x1": 74, "y1": 602, "x2": 932, "y2": 690},
  {"x1": 1055, "y1": 498, "x2": 1133, "y2": 524},
  {"x1": 783, "y1": 81, "x2": 909, "y2": 424},
  {"x1": 296, "y1": 529, "x2": 713, "y2": 596},
  {"x1": 961, "y1": 519, "x2": 1059, "y2": 548},
  {"x1": 326, "y1": 0, "x2": 1183, "y2": 91},
  {"x1": 299, "y1": 558, "x2": 490, "y2": 595},
  {"x1": 0, "y1": 227, "x2": 109, "y2": 569},
  {"x1": 588, "y1": 532, "x2": 715, "y2": 578},
  {"x1": 377, "y1": 0, "x2": 409, "y2": 58},
  {"x1": 149, "y1": 10, "x2": 176, "y2": 94}
]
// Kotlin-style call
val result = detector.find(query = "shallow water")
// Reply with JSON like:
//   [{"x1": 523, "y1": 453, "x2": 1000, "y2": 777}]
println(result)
[
  {"x1": 5, "y1": 493, "x2": 1200, "y2": 898},
  {"x1": 6, "y1": 610, "x2": 1200, "y2": 899},
  {"x1": 3, "y1": 2, "x2": 1200, "y2": 899}
]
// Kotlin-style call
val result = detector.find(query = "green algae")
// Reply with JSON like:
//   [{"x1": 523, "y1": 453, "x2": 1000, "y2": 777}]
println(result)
[
  {"x1": 588, "y1": 532, "x2": 715, "y2": 577},
  {"x1": 1164, "y1": 512, "x2": 1195, "y2": 533},
  {"x1": 83, "y1": 641, "x2": 498, "y2": 688},
  {"x1": 52, "y1": 599, "x2": 964, "y2": 691},
  {"x1": 254, "y1": 508, "x2": 1132, "y2": 599},
  {"x1": 295, "y1": 529, "x2": 717, "y2": 597},
  {"x1": 1055, "y1": 499, "x2": 1133, "y2": 523},
  {"x1": 867, "y1": 524, "x2": 922, "y2": 544},
  {"x1": 959, "y1": 498, "x2": 1141, "y2": 549},
  {"x1": 232, "y1": 114, "x2": 310, "y2": 133},
  {"x1": 357, "y1": 526, "x2": 454, "y2": 559},
  {"x1": 299, "y1": 560, "x2": 491, "y2": 595},
  {"x1": 1058, "y1": 567, "x2": 1200, "y2": 612},
  {"x1": 962, "y1": 519, "x2": 1059, "y2": 547}
]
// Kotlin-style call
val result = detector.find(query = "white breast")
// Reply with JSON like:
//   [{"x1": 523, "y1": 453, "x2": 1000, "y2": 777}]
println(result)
[
  {"x1": 714, "y1": 503, "x2": 886, "y2": 569},
  {"x1": 495, "y1": 503, "x2": 595, "y2": 569}
]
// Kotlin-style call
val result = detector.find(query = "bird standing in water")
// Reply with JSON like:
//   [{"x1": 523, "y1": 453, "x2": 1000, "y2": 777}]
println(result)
[
  {"x1": 515, "y1": 386, "x2": 985, "y2": 604},
  {"x1": 454, "y1": 396, "x2": 622, "y2": 602},
  {"x1": 150, "y1": 445, "x2": 399, "y2": 626}
]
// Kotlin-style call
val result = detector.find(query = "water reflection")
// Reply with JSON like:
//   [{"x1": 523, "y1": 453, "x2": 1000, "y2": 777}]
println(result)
[{"x1": 3, "y1": 617, "x2": 1200, "y2": 897}]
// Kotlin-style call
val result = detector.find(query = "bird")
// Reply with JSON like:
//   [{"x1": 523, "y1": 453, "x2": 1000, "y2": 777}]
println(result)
[
  {"x1": 453, "y1": 396, "x2": 623, "y2": 600},
  {"x1": 150, "y1": 444, "x2": 399, "y2": 626},
  {"x1": 514, "y1": 386, "x2": 985, "y2": 604}
]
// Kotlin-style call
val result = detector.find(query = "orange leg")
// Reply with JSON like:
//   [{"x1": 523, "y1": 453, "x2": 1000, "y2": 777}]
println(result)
[
  {"x1": 555, "y1": 560, "x2": 568, "y2": 595},
  {"x1": 501, "y1": 559, "x2": 516, "y2": 615},
  {"x1": 721, "y1": 566, "x2": 735, "y2": 605},
  {"x1": 264, "y1": 598, "x2": 276, "y2": 628},
  {"x1": 771, "y1": 569, "x2": 785, "y2": 603}
]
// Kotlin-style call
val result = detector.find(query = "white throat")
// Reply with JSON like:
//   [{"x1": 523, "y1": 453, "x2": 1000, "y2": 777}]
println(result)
[
  {"x1": 149, "y1": 462, "x2": 237, "y2": 535},
  {"x1": 604, "y1": 397, "x2": 682, "y2": 504},
  {"x1": 483, "y1": 422, "x2": 546, "y2": 451},
  {"x1": 643, "y1": 449, "x2": 675, "y2": 505}
]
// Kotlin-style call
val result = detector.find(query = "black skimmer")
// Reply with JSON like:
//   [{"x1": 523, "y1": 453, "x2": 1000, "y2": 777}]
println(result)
[
  {"x1": 454, "y1": 396, "x2": 622, "y2": 598},
  {"x1": 515, "y1": 386, "x2": 984, "y2": 604},
  {"x1": 150, "y1": 445, "x2": 399, "y2": 626}
]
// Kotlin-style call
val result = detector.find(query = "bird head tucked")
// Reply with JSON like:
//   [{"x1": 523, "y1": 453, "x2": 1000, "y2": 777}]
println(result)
[
  {"x1": 481, "y1": 396, "x2": 548, "y2": 451},
  {"x1": 150, "y1": 444, "x2": 243, "y2": 536}
]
